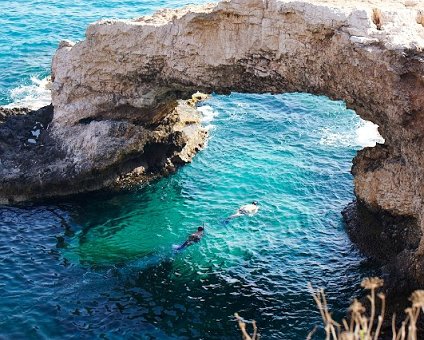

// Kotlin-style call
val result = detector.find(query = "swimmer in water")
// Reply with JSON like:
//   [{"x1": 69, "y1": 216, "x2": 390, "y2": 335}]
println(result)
[
  {"x1": 175, "y1": 226, "x2": 205, "y2": 251},
  {"x1": 227, "y1": 201, "x2": 259, "y2": 220}
]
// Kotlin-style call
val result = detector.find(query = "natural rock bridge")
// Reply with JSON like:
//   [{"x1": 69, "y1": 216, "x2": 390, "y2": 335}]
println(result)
[{"x1": 2, "y1": 0, "x2": 424, "y2": 286}]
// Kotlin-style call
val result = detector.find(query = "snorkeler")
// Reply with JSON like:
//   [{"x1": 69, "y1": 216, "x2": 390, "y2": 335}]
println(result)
[
  {"x1": 175, "y1": 226, "x2": 205, "y2": 251},
  {"x1": 227, "y1": 201, "x2": 259, "y2": 220}
]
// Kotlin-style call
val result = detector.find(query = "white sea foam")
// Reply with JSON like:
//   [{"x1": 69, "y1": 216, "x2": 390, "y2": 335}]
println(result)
[
  {"x1": 355, "y1": 120, "x2": 385, "y2": 147},
  {"x1": 4, "y1": 76, "x2": 52, "y2": 110},
  {"x1": 198, "y1": 105, "x2": 218, "y2": 130},
  {"x1": 320, "y1": 120, "x2": 385, "y2": 148}
]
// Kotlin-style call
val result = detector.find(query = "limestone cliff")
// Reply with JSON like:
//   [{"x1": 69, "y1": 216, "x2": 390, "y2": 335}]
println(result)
[{"x1": 3, "y1": 0, "x2": 424, "y2": 284}]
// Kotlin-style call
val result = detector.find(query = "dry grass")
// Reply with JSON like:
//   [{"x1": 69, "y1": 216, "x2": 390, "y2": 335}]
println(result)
[
  {"x1": 417, "y1": 11, "x2": 424, "y2": 27},
  {"x1": 235, "y1": 277, "x2": 424, "y2": 340},
  {"x1": 234, "y1": 313, "x2": 259, "y2": 340},
  {"x1": 309, "y1": 277, "x2": 424, "y2": 340},
  {"x1": 372, "y1": 8, "x2": 382, "y2": 30}
]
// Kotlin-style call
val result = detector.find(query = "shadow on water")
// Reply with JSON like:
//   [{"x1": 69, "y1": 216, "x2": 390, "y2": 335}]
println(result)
[
  {"x1": 0, "y1": 199, "x2": 376, "y2": 339},
  {"x1": 0, "y1": 203, "x2": 379, "y2": 339},
  {"x1": 52, "y1": 251, "x2": 330, "y2": 339}
]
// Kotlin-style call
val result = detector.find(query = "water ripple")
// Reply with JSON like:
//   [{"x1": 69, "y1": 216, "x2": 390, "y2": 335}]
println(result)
[
  {"x1": 0, "y1": 92, "x2": 382, "y2": 339},
  {"x1": 0, "y1": 0, "x2": 383, "y2": 337}
]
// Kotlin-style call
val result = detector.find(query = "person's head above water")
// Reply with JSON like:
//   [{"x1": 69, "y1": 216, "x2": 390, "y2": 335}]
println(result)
[
  {"x1": 198, "y1": 226, "x2": 204, "y2": 232},
  {"x1": 252, "y1": 201, "x2": 258, "y2": 205}
]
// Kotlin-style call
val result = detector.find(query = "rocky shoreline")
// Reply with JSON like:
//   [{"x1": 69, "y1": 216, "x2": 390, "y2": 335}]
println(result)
[{"x1": 0, "y1": 100, "x2": 207, "y2": 204}]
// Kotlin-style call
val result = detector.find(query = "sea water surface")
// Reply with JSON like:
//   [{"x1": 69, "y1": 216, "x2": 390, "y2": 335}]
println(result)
[{"x1": 0, "y1": 1, "x2": 384, "y2": 339}]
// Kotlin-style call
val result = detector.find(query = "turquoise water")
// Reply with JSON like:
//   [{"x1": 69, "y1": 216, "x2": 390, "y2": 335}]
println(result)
[
  {"x1": 0, "y1": 1, "x2": 383, "y2": 339},
  {"x1": 0, "y1": 0, "x2": 204, "y2": 107}
]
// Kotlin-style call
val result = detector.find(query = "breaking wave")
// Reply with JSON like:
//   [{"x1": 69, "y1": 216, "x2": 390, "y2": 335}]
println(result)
[
  {"x1": 4, "y1": 76, "x2": 52, "y2": 110},
  {"x1": 320, "y1": 119, "x2": 385, "y2": 148},
  {"x1": 198, "y1": 104, "x2": 219, "y2": 130}
]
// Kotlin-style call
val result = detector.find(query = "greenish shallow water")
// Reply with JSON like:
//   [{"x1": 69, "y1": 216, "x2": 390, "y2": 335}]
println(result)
[
  {"x1": 0, "y1": 93, "x2": 382, "y2": 339},
  {"x1": 0, "y1": 1, "x2": 384, "y2": 339}
]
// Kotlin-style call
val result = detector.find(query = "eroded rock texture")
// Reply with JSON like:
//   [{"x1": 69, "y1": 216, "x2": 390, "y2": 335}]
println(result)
[
  {"x1": 0, "y1": 102, "x2": 207, "y2": 203},
  {"x1": 3, "y1": 0, "x2": 424, "y2": 283}
]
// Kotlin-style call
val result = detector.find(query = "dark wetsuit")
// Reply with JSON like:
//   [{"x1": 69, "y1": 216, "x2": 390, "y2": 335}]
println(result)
[{"x1": 176, "y1": 230, "x2": 204, "y2": 250}]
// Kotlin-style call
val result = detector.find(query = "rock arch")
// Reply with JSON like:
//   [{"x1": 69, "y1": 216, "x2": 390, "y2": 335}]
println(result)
[{"x1": 5, "y1": 0, "x2": 424, "y2": 284}]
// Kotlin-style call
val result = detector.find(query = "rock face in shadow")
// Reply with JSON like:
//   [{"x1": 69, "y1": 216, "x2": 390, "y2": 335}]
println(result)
[
  {"x1": 343, "y1": 200, "x2": 423, "y2": 291},
  {"x1": 3, "y1": 0, "x2": 424, "y2": 284}
]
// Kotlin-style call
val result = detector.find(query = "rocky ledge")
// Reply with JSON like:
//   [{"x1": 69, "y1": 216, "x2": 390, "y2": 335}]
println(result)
[
  {"x1": 2, "y1": 0, "x2": 424, "y2": 286},
  {"x1": 0, "y1": 100, "x2": 207, "y2": 203}
]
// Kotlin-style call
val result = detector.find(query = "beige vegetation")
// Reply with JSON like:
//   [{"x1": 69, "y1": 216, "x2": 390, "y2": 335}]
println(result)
[
  {"x1": 235, "y1": 313, "x2": 259, "y2": 340},
  {"x1": 236, "y1": 277, "x2": 424, "y2": 339},
  {"x1": 417, "y1": 11, "x2": 424, "y2": 26}
]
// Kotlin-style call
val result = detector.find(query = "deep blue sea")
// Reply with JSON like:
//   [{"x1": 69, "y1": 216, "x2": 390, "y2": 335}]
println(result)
[{"x1": 0, "y1": 1, "x2": 385, "y2": 339}]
